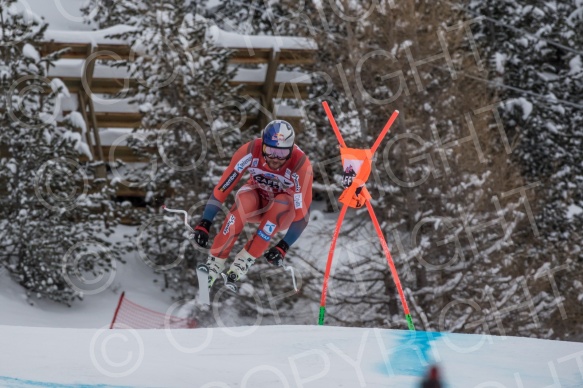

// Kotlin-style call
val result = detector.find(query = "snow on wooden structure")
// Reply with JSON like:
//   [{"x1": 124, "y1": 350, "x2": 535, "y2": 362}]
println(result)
[{"x1": 38, "y1": 26, "x2": 316, "y2": 201}]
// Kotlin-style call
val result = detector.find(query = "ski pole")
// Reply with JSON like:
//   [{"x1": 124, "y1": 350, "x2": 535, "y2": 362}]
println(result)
[
  {"x1": 161, "y1": 205, "x2": 195, "y2": 234},
  {"x1": 284, "y1": 265, "x2": 298, "y2": 292}
]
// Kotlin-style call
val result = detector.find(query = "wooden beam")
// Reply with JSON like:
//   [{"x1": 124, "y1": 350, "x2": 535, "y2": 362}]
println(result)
[
  {"x1": 260, "y1": 48, "x2": 281, "y2": 129},
  {"x1": 76, "y1": 93, "x2": 96, "y2": 160},
  {"x1": 40, "y1": 42, "x2": 316, "y2": 65},
  {"x1": 82, "y1": 45, "x2": 107, "y2": 179},
  {"x1": 40, "y1": 42, "x2": 133, "y2": 60},
  {"x1": 237, "y1": 113, "x2": 303, "y2": 133},
  {"x1": 229, "y1": 47, "x2": 315, "y2": 65},
  {"x1": 57, "y1": 78, "x2": 136, "y2": 94},
  {"x1": 62, "y1": 110, "x2": 141, "y2": 129},
  {"x1": 91, "y1": 112, "x2": 142, "y2": 129},
  {"x1": 230, "y1": 81, "x2": 309, "y2": 99},
  {"x1": 115, "y1": 186, "x2": 148, "y2": 198},
  {"x1": 60, "y1": 109, "x2": 303, "y2": 132},
  {"x1": 54, "y1": 77, "x2": 308, "y2": 99},
  {"x1": 81, "y1": 146, "x2": 156, "y2": 163},
  {"x1": 263, "y1": 48, "x2": 281, "y2": 109}
]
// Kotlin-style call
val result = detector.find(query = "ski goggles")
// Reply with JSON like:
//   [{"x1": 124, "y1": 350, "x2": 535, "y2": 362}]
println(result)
[{"x1": 263, "y1": 144, "x2": 291, "y2": 160}]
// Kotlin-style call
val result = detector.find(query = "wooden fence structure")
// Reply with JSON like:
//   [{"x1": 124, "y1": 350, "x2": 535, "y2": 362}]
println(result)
[{"x1": 37, "y1": 28, "x2": 316, "y2": 200}]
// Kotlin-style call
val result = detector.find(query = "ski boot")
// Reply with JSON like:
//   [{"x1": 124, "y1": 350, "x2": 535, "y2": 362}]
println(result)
[
  {"x1": 222, "y1": 249, "x2": 256, "y2": 293},
  {"x1": 196, "y1": 255, "x2": 226, "y2": 289}
]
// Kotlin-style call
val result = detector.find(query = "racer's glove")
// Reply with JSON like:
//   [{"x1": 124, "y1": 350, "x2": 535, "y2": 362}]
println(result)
[
  {"x1": 264, "y1": 240, "x2": 289, "y2": 267},
  {"x1": 191, "y1": 219, "x2": 212, "y2": 248}
]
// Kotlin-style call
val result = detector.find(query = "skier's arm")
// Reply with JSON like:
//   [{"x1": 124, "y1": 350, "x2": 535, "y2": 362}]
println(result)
[
  {"x1": 192, "y1": 142, "x2": 255, "y2": 247},
  {"x1": 200, "y1": 141, "x2": 255, "y2": 223},
  {"x1": 200, "y1": 193, "x2": 222, "y2": 222}
]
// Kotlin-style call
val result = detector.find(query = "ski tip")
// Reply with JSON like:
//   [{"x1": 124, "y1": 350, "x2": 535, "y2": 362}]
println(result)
[{"x1": 395, "y1": 110, "x2": 400, "y2": 114}]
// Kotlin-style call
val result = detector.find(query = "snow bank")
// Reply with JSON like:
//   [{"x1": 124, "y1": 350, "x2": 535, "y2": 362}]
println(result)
[
  {"x1": 505, "y1": 97, "x2": 534, "y2": 119},
  {"x1": 44, "y1": 25, "x2": 136, "y2": 45},
  {"x1": 567, "y1": 204, "x2": 583, "y2": 219},
  {"x1": 208, "y1": 25, "x2": 317, "y2": 51},
  {"x1": 569, "y1": 55, "x2": 582, "y2": 75},
  {"x1": 48, "y1": 59, "x2": 131, "y2": 79},
  {"x1": 233, "y1": 65, "x2": 311, "y2": 84}
]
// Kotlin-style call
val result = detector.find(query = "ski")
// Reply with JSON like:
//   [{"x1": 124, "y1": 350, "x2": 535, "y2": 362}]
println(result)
[{"x1": 196, "y1": 263, "x2": 211, "y2": 305}]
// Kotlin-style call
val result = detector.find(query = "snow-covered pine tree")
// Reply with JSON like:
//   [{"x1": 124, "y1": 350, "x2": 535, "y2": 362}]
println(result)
[
  {"x1": 109, "y1": 1, "x2": 242, "y2": 299},
  {"x1": 80, "y1": 0, "x2": 145, "y2": 29},
  {"x1": 0, "y1": 0, "x2": 127, "y2": 305},
  {"x1": 469, "y1": 0, "x2": 583, "y2": 339},
  {"x1": 211, "y1": 0, "x2": 274, "y2": 34},
  {"x1": 210, "y1": 0, "x2": 315, "y2": 36}
]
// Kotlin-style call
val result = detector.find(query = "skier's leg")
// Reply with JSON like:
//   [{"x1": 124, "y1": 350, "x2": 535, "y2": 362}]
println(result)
[
  {"x1": 209, "y1": 185, "x2": 262, "y2": 258},
  {"x1": 228, "y1": 193, "x2": 295, "y2": 280},
  {"x1": 205, "y1": 185, "x2": 264, "y2": 286}
]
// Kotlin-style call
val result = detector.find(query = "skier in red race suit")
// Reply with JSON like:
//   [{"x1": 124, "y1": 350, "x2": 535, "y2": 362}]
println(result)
[{"x1": 192, "y1": 120, "x2": 313, "y2": 289}]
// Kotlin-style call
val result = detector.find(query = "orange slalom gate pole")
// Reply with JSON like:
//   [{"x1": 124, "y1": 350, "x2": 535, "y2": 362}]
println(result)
[
  {"x1": 365, "y1": 201, "x2": 415, "y2": 330},
  {"x1": 371, "y1": 110, "x2": 400, "y2": 155},
  {"x1": 322, "y1": 101, "x2": 347, "y2": 147},
  {"x1": 319, "y1": 101, "x2": 415, "y2": 330},
  {"x1": 319, "y1": 101, "x2": 348, "y2": 325},
  {"x1": 318, "y1": 204, "x2": 348, "y2": 325}
]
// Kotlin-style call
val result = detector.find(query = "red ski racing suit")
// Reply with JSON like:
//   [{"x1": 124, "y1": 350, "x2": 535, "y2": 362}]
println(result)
[{"x1": 202, "y1": 139, "x2": 313, "y2": 259}]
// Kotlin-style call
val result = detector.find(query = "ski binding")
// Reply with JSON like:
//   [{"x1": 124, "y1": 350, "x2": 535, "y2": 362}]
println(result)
[{"x1": 221, "y1": 272, "x2": 239, "y2": 294}]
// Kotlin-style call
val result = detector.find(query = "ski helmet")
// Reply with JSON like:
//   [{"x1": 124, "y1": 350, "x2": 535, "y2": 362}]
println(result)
[{"x1": 261, "y1": 120, "x2": 295, "y2": 160}]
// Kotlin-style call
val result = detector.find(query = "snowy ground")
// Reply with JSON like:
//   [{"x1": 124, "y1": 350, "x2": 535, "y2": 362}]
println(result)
[
  {"x1": 1, "y1": 324, "x2": 583, "y2": 387},
  {"x1": 0, "y1": 223, "x2": 174, "y2": 329}
]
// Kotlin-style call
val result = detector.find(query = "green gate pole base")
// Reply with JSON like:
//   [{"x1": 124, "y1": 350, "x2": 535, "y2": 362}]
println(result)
[
  {"x1": 406, "y1": 314, "x2": 415, "y2": 331},
  {"x1": 318, "y1": 306, "x2": 326, "y2": 326}
]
